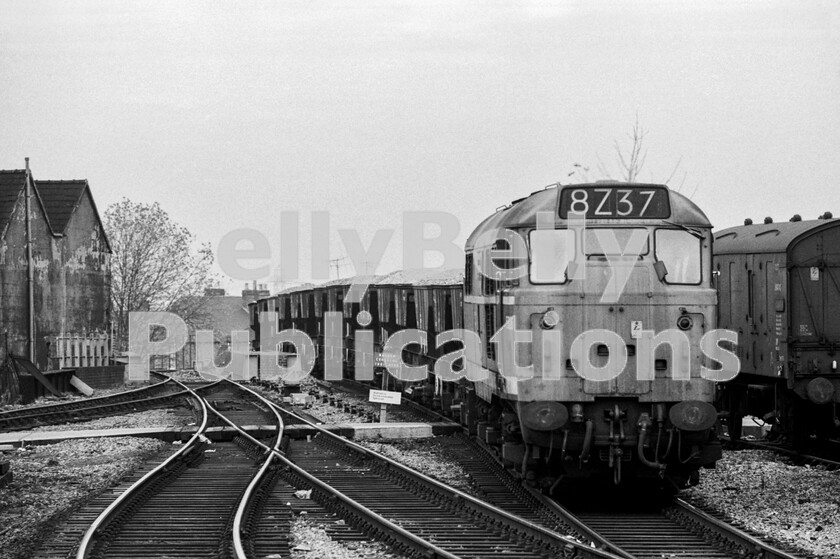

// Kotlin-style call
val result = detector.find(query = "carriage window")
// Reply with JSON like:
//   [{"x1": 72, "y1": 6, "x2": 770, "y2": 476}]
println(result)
[
  {"x1": 655, "y1": 229, "x2": 701, "y2": 284},
  {"x1": 529, "y1": 229, "x2": 574, "y2": 284}
]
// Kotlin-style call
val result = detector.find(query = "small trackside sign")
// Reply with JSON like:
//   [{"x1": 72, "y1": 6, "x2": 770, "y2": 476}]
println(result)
[{"x1": 369, "y1": 389, "x2": 402, "y2": 405}]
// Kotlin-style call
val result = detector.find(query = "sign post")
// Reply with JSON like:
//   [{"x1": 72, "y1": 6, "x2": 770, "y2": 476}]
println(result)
[{"x1": 369, "y1": 387, "x2": 402, "y2": 423}]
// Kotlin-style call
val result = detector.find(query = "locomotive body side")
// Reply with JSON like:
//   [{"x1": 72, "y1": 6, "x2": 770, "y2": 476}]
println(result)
[{"x1": 715, "y1": 218, "x2": 840, "y2": 442}]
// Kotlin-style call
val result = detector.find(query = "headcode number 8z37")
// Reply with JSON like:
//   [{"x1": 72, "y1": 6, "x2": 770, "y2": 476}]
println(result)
[{"x1": 558, "y1": 186, "x2": 670, "y2": 219}]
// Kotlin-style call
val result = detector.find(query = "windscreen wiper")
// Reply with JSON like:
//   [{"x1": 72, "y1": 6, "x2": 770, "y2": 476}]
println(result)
[{"x1": 661, "y1": 220, "x2": 704, "y2": 239}]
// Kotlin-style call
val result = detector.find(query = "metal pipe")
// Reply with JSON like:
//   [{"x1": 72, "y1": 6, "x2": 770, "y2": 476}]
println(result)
[
  {"x1": 678, "y1": 429, "x2": 701, "y2": 464},
  {"x1": 637, "y1": 420, "x2": 666, "y2": 471},
  {"x1": 663, "y1": 427, "x2": 675, "y2": 459},
  {"x1": 521, "y1": 443, "x2": 531, "y2": 476},
  {"x1": 613, "y1": 449, "x2": 622, "y2": 484},
  {"x1": 24, "y1": 158, "x2": 35, "y2": 363},
  {"x1": 579, "y1": 419, "x2": 593, "y2": 464},
  {"x1": 560, "y1": 429, "x2": 568, "y2": 461},
  {"x1": 654, "y1": 423, "x2": 663, "y2": 458}
]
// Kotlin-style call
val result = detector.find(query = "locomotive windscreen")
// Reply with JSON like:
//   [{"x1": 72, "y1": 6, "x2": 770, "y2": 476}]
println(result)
[{"x1": 558, "y1": 185, "x2": 670, "y2": 219}]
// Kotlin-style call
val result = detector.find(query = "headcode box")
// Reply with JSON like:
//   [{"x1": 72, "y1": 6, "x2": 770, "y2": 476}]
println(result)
[{"x1": 369, "y1": 390, "x2": 402, "y2": 405}]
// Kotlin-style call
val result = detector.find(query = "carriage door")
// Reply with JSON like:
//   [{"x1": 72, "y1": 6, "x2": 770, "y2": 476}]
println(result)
[{"x1": 789, "y1": 225, "x2": 840, "y2": 351}]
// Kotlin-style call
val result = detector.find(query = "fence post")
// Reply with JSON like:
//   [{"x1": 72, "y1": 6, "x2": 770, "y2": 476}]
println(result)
[{"x1": 58, "y1": 338, "x2": 64, "y2": 369}]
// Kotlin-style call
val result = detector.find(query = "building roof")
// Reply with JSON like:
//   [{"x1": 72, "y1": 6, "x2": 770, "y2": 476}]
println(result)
[
  {"x1": 0, "y1": 169, "x2": 111, "y2": 251},
  {"x1": 0, "y1": 169, "x2": 58, "y2": 239},
  {"x1": 0, "y1": 170, "x2": 29, "y2": 238},
  {"x1": 35, "y1": 178, "x2": 112, "y2": 252},
  {"x1": 199, "y1": 295, "x2": 251, "y2": 339},
  {"x1": 178, "y1": 293, "x2": 251, "y2": 340},
  {"x1": 34, "y1": 179, "x2": 88, "y2": 234}
]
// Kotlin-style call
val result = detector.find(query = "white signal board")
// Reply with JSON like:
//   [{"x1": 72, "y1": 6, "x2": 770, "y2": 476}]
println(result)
[{"x1": 369, "y1": 390, "x2": 402, "y2": 405}]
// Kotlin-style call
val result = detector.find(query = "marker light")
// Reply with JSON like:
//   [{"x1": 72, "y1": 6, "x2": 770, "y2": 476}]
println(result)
[
  {"x1": 677, "y1": 316, "x2": 693, "y2": 331},
  {"x1": 541, "y1": 309, "x2": 561, "y2": 329}
]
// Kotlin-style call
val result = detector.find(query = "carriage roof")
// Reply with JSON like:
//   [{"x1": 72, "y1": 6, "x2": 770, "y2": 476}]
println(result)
[{"x1": 714, "y1": 218, "x2": 840, "y2": 255}]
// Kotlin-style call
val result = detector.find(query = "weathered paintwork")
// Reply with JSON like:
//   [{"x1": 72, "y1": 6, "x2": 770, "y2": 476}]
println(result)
[
  {"x1": 715, "y1": 217, "x2": 840, "y2": 406},
  {"x1": 0, "y1": 172, "x2": 111, "y2": 372}
]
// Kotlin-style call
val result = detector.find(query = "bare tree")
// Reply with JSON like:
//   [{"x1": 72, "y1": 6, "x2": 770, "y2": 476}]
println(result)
[
  {"x1": 611, "y1": 116, "x2": 648, "y2": 182},
  {"x1": 104, "y1": 199, "x2": 217, "y2": 351},
  {"x1": 569, "y1": 117, "x2": 696, "y2": 194}
]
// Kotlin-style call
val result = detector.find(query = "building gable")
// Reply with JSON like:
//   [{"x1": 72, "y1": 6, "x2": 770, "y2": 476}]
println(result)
[{"x1": 35, "y1": 180, "x2": 112, "y2": 253}]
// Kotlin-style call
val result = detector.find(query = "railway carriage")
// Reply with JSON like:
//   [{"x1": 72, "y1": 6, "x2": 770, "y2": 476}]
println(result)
[{"x1": 714, "y1": 214, "x2": 840, "y2": 445}]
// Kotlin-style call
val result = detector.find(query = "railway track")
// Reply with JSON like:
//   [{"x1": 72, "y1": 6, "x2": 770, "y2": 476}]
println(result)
[
  {"x1": 435, "y1": 433, "x2": 811, "y2": 559},
  {"x1": 0, "y1": 373, "x2": 187, "y2": 431},
  {"x1": 310, "y1": 377, "x2": 440, "y2": 423},
  {"x1": 237, "y1": 397, "x2": 619, "y2": 559},
  {"x1": 720, "y1": 434, "x2": 840, "y2": 471},
  {"x1": 30, "y1": 375, "x2": 811, "y2": 559},
  {"x1": 314, "y1": 380, "x2": 811, "y2": 559},
  {"x1": 557, "y1": 495, "x2": 813, "y2": 559},
  {"x1": 42, "y1": 378, "x2": 608, "y2": 559},
  {"x1": 70, "y1": 380, "x2": 277, "y2": 559}
]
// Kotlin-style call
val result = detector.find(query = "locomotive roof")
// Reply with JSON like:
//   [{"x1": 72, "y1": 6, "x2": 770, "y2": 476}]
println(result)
[
  {"x1": 465, "y1": 182, "x2": 711, "y2": 250},
  {"x1": 714, "y1": 218, "x2": 840, "y2": 255}
]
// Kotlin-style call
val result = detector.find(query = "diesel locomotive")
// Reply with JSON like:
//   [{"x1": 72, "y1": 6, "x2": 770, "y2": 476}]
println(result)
[{"x1": 250, "y1": 182, "x2": 728, "y2": 489}]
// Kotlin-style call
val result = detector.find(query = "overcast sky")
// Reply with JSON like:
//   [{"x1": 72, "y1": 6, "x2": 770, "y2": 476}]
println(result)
[{"x1": 2, "y1": 1, "x2": 838, "y2": 293}]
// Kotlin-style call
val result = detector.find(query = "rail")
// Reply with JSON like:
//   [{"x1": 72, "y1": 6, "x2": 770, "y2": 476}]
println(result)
[
  {"x1": 211, "y1": 380, "x2": 463, "y2": 559},
  {"x1": 720, "y1": 434, "x2": 840, "y2": 470},
  {"x1": 265, "y1": 395, "x2": 620, "y2": 559},
  {"x1": 0, "y1": 373, "x2": 173, "y2": 421},
  {"x1": 673, "y1": 498, "x2": 805, "y2": 559},
  {"x1": 74, "y1": 376, "x2": 212, "y2": 559}
]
